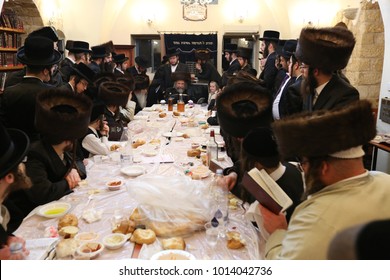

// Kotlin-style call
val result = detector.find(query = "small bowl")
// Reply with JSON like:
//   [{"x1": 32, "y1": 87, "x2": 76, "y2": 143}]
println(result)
[
  {"x1": 106, "y1": 179, "x2": 123, "y2": 191},
  {"x1": 74, "y1": 231, "x2": 99, "y2": 243},
  {"x1": 150, "y1": 250, "x2": 196, "y2": 260},
  {"x1": 76, "y1": 242, "x2": 104, "y2": 259},
  {"x1": 38, "y1": 202, "x2": 71, "y2": 218},
  {"x1": 102, "y1": 233, "x2": 127, "y2": 250}
]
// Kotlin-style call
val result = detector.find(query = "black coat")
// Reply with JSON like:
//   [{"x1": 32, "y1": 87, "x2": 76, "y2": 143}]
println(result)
[
  {"x1": 59, "y1": 57, "x2": 75, "y2": 82},
  {"x1": 0, "y1": 77, "x2": 53, "y2": 142},
  {"x1": 279, "y1": 75, "x2": 303, "y2": 118},
  {"x1": 104, "y1": 107, "x2": 125, "y2": 141},
  {"x1": 88, "y1": 61, "x2": 102, "y2": 74},
  {"x1": 196, "y1": 62, "x2": 222, "y2": 86},
  {"x1": 303, "y1": 74, "x2": 359, "y2": 112},
  {"x1": 259, "y1": 52, "x2": 278, "y2": 93},
  {"x1": 5, "y1": 139, "x2": 86, "y2": 220},
  {"x1": 126, "y1": 66, "x2": 146, "y2": 76},
  {"x1": 221, "y1": 59, "x2": 241, "y2": 86}
]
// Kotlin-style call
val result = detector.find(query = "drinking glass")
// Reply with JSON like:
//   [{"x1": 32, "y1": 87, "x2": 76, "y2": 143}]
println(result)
[{"x1": 204, "y1": 222, "x2": 219, "y2": 259}]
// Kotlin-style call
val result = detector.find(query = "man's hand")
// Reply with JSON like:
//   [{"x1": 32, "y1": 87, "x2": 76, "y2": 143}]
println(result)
[
  {"x1": 224, "y1": 172, "x2": 238, "y2": 191},
  {"x1": 259, "y1": 204, "x2": 288, "y2": 235},
  {"x1": 65, "y1": 168, "x2": 81, "y2": 189}
]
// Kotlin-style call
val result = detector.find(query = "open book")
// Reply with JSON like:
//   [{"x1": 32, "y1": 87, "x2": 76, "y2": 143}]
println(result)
[{"x1": 242, "y1": 167, "x2": 293, "y2": 214}]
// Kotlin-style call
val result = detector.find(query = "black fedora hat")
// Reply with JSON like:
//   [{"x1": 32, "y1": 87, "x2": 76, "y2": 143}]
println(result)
[
  {"x1": 135, "y1": 56, "x2": 149, "y2": 68},
  {"x1": 259, "y1": 30, "x2": 280, "y2": 41},
  {"x1": 113, "y1": 53, "x2": 129, "y2": 64},
  {"x1": 28, "y1": 26, "x2": 59, "y2": 42},
  {"x1": 65, "y1": 40, "x2": 74, "y2": 51},
  {"x1": 237, "y1": 48, "x2": 252, "y2": 60},
  {"x1": 17, "y1": 36, "x2": 62, "y2": 66},
  {"x1": 195, "y1": 49, "x2": 210, "y2": 60},
  {"x1": 0, "y1": 124, "x2": 29, "y2": 178},
  {"x1": 91, "y1": 46, "x2": 108, "y2": 59},
  {"x1": 224, "y1": 43, "x2": 238, "y2": 53},
  {"x1": 70, "y1": 62, "x2": 95, "y2": 84},
  {"x1": 90, "y1": 101, "x2": 106, "y2": 123},
  {"x1": 68, "y1": 40, "x2": 91, "y2": 54},
  {"x1": 166, "y1": 48, "x2": 180, "y2": 58},
  {"x1": 281, "y1": 39, "x2": 297, "y2": 59}
]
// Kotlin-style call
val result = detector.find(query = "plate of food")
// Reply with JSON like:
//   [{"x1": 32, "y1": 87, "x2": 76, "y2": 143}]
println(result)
[
  {"x1": 190, "y1": 165, "x2": 211, "y2": 179},
  {"x1": 106, "y1": 179, "x2": 123, "y2": 191},
  {"x1": 76, "y1": 241, "x2": 104, "y2": 259},
  {"x1": 102, "y1": 233, "x2": 127, "y2": 250},
  {"x1": 37, "y1": 202, "x2": 71, "y2": 218},
  {"x1": 120, "y1": 166, "x2": 145, "y2": 177},
  {"x1": 150, "y1": 249, "x2": 196, "y2": 260}
]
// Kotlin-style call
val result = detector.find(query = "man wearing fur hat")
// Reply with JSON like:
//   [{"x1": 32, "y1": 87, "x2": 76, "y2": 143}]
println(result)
[
  {"x1": 0, "y1": 36, "x2": 62, "y2": 142},
  {"x1": 194, "y1": 49, "x2": 222, "y2": 86},
  {"x1": 0, "y1": 124, "x2": 32, "y2": 259},
  {"x1": 6, "y1": 88, "x2": 92, "y2": 221},
  {"x1": 216, "y1": 81, "x2": 273, "y2": 192},
  {"x1": 296, "y1": 26, "x2": 359, "y2": 112},
  {"x1": 149, "y1": 48, "x2": 190, "y2": 103},
  {"x1": 131, "y1": 74, "x2": 150, "y2": 114},
  {"x1": 164, "y1": 71, "x2": 192, "y2": 104},
  {"x1": 260, "y1": 100, "x2": 390, "y2": 259},
  {"x1": 98, "y1": 81, "x2": 131, "y2": 141}
]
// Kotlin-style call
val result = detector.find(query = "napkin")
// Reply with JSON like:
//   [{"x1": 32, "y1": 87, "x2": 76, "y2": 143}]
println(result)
[
  {"x1": 25, "y1": 238, "x2": 59, "y2": 260},
  {"x1": 245, "y1": 201, "x2": 270, "y2": 241}
]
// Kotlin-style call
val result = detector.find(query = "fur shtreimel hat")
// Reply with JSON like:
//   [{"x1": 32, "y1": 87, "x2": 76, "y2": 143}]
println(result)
[
  {"x1": 295, "y1": 26, "x2": 356, "y2": 71},
  {"x1": 115, "y1": 73, "x2": 135, "y2": 92},
  {"x1": 242, "y1": 127, "x2": 279, "y2": 160},
  {"x1": 134, "y1": 74, "x2": 150, "y2": 91},
  {"x1": 95, "y1": 40, "x2": 114, "y2": 53},
  {"x1": 98, "y1": 81, "x2": 130, "y2": 107},
  {"x1": 35, "y1": 88, "x2": 92, "y2": 142},
  {"x1": 217, "y1": 82, "x2": 273, "y2": 138},
  {"x1": 171, "y1": 71, "x2": 191, "y2": 83},
  {"x1": 272, "y1": 100, "x2": 376, "y2": 159}
]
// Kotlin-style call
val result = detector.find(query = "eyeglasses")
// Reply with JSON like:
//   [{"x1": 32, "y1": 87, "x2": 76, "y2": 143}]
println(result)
[
  {"x1": 296, "y1": 158, "x2": 309, "y2": 172},
  {"x1": 299, "y1": 63, "x2": 309, "y2": 69}
]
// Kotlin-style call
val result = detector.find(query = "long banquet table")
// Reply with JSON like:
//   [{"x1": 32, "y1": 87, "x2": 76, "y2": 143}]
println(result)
[{"x1": 14, "y1": 104, "x2": 263, "y2": 260}]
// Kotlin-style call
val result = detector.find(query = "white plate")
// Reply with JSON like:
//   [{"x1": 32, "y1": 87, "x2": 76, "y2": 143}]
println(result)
[
  {"x1": 102, "y1": 233, "x2": 127, "y2": 250},
  {"x1": 162, "y1": 132, "x2": 184, "y2": 138},
  {"x1": 37, "y1": 202, "x2": 71, "y2": 218},
  {"x1": 150, "y1": 250, "x2": 196, "y2": 260},
  {"x1": 142, "y1": 150, "x2": 158, "y2": 157},
  {"x1": 120, "y1": 166, "x2": 145, "y2": 177}
]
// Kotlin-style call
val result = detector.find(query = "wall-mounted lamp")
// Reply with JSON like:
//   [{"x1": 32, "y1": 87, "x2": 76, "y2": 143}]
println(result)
[{"x1": 147, "y1": 18, "x2": 153, "y2": 25}]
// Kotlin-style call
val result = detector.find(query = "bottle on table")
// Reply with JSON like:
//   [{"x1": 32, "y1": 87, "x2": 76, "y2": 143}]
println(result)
[
  {"x1": 119, "y1": 127, "x2": 133, "y2": 166},
  {"x1": 206, "y1": 129, "x2": 218, "y2": 167},
  {"x1": 209, "y1": 169, "x2": 229, "y2": 237},
  {"x1": 168, "y1": 96, "x2": 174, "y2": 111},
  {"x1": 177, "y1": 93, "x2": 185, "y2": 112}
]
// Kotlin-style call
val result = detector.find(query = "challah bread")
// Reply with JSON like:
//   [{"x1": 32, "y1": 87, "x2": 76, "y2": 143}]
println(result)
[
  {"x1": 58, "y1": 214, "x2": 78, "y2": 229},
  {"x1": 226, "y1": 231, "x2": 246, "y2": 249},
  {"x1": 130, "y1": 228, "x2": 156, "y2": 245},
  {"x1": 161, "y1": 237, "x2": 186, "y2": 250}
]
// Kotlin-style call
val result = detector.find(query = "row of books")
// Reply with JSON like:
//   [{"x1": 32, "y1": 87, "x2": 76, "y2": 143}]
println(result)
[
  {"x1": 0, "y1": 9, "x2": 24, "y2": 30},
  {"x1": 0, "y1": 52, "x2": 21, "y2": 67},
  {"x1": 0, "y1": 32, "x2": 22, "y2": 49}
]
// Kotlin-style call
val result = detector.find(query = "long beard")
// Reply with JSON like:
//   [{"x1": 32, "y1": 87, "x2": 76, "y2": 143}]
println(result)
[
  {"x1": 176, "y1": 88, "x2": 184, "y2": 94},
  {"x1": 301, "y1": 68, "x2": 318, "y2": 98},
  {"x1": 63, "y1": 142, "x2": 74, "y2": 153}
]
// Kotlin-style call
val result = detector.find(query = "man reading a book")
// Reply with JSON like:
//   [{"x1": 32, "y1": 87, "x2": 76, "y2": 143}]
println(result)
[{"x1": 260, "y1": 100, "x2": 390, "y2": 259}]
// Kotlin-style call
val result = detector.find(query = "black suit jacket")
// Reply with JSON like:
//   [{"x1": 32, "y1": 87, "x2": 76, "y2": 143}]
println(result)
[
  {"x1": 278, "y1": 76, "x2": 303, "y2": 118},
  {"x1": 5, "y1": 139, "x2": 86, "y2": 220},
  {"x1": 259, "y1": 52, "x2": 278, "y2": 93},
  {"x1": 0, "y1": 77, "x2": 52, "y2": 142},
  {"x1": 59, "y1": 57, "x2": 75, "y2": 83},
  {"x1": 303, "y1": 74, "x2": 359, "y2": 111},
  {"x1": 196, "y1": 62, "x2": 222, "y2": 86},
  {"x1": 126, "y1": 66, "x2": 146, "y2": 76},
  {"x1": 88, "y1": 61, "x2": 102, "y2": 74},
  {"x1": 221, "y1": 59, "x2": 241, "y2": 86}
]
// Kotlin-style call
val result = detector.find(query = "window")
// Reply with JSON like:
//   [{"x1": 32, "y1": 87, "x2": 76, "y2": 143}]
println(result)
[{"x1": 132, "y1": 35, "x2": 161, "y2": 73}]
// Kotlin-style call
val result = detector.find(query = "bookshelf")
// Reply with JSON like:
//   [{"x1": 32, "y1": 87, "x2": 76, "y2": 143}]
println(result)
[{"x1": 0, "y1": 8, "x2": 24, "y2": 72}]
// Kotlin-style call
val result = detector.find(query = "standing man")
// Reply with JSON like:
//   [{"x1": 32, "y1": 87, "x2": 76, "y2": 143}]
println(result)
[
  {"x1": 0, "y1": 36, "x2": 62, "y2": 142},
  {"x1": 296, "y1": 26, "x2": 358, "y2": 112},
  {"x1": 261, "y1": 100, "x2": 390, "y2": 260},
  {"x1": 259, "y1": 30, "x2": 280, "y2": 94},
  {"x1": 59, "y1": 40, "x2": 91, "y2": 82},
  {"x1": 0, "y1": 124, "x2": 32, "y2": 259},
  {"x1": 127, "y1": 55, "x2": 148, "y2": 76},
  {"x1": 149, "y1": 48, "x2": 190, "y2": 103},
  {"x1": 221, "y1": 43, "x2": 240, "y2": 86},
  {"x1": 236, "y1": 48, "x2": 254, "y2": 74},
  {"x1": 89, "y1": 46, "x2": 108, "y2": 74},
  {"x1": 113, "y1": 54, "x2": 129, "y2": 75},
  {"x1": 194, "y1": 49, "x2": 222, "y2": 86}
]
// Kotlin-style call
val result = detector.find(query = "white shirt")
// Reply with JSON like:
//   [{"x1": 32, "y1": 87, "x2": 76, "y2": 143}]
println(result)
[
  {"x1": 171, "y1": 64, "x2": 178, "y2": 73},
  {"x1": 81, "y1": 127, "x2": 110, "y2": 157},
  {"x1": 0, "y1": 205, "x2": 10, "y2": 231},
  {"x1": 313, "y1": 81, "x2": 329, "y2": 105},
  {"x1": 272, "y1": 76, "x2": 291, "y2": 120}
]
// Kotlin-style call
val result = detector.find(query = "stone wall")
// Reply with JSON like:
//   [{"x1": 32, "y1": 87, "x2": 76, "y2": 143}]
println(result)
[{"x1": 343, "y1": 1, "x2": 384, "y2": 111}]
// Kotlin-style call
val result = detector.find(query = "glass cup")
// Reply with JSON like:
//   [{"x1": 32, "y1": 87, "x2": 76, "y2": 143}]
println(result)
[{"x1": 204, "y1": 222, "x2": 219, "y2": 248}]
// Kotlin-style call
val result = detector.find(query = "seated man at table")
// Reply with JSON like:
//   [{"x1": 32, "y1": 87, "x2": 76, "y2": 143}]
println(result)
[
  {"x1": 98, "y1": 81, "x2": 131, "y2": 141},
  {"x1": 194, "y1": 49, "x2": 222, "y2": 87},
  {"x1": 79, "y1": 101, "x2": 110, "y2": 158},
  {"x1": 260, "y1": 100, "x2": 390, "y2": 259},
  {"x1": 131, "y1": 74, "x2": 151, "y2": 114},
  {"x1": 0, "y1": 124, "x2": 32, "y2": 259},
  {"x1": 6, "y1": 88, "x2": 92, "y2": 220},
  {"x1": 164, "y1": 71, "x2": 192, "y2": 104}
]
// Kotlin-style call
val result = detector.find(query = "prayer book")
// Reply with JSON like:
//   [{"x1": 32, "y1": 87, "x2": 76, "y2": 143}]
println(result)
[{"x1": 242, "y1": 167, "x2": 293, "y2": 214}]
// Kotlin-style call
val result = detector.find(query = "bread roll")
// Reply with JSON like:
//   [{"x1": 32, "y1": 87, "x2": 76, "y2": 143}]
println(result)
[
  {"x1": 173, "y1": 111, "x2": 180, "y2": 116},
  {"x1": 132, "y1": 139, "x2": 146, "y2": 149},
  {"x1": 162, "y1": 237, "x2": 186, "y2": 250},
  {"x1": 113, "y1": 220, "x2": 135, "y2": 234},
  {"x1": 56, "y1": 239, "x2": 79, "y2": 259},
  {"x1": 226, "y1": 231, "x2": 245, "y2": 249},
  {"x1": 110, "y1": 144, "x2": 121, "y2": 151},
  {"x1": 59, "y1": 226, "x2": 79, "y2": 239},
  {"x1": 187, "y1": 149, "x2": 201, "y2": 157},
  {"x1": 159, "y1": 112, "x2": 167, "y2": 118},
  {"x1": 58, "y1": 214, "x2": 78, "y2": 230},
  {"x1": 130, "y1": 228, "x2": 156, "y2": 245}
]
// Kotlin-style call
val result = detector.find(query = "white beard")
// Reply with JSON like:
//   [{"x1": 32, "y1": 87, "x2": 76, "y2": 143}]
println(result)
[{"x1": 135, "y1": 92, "x2": 147, "y2": 109}]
